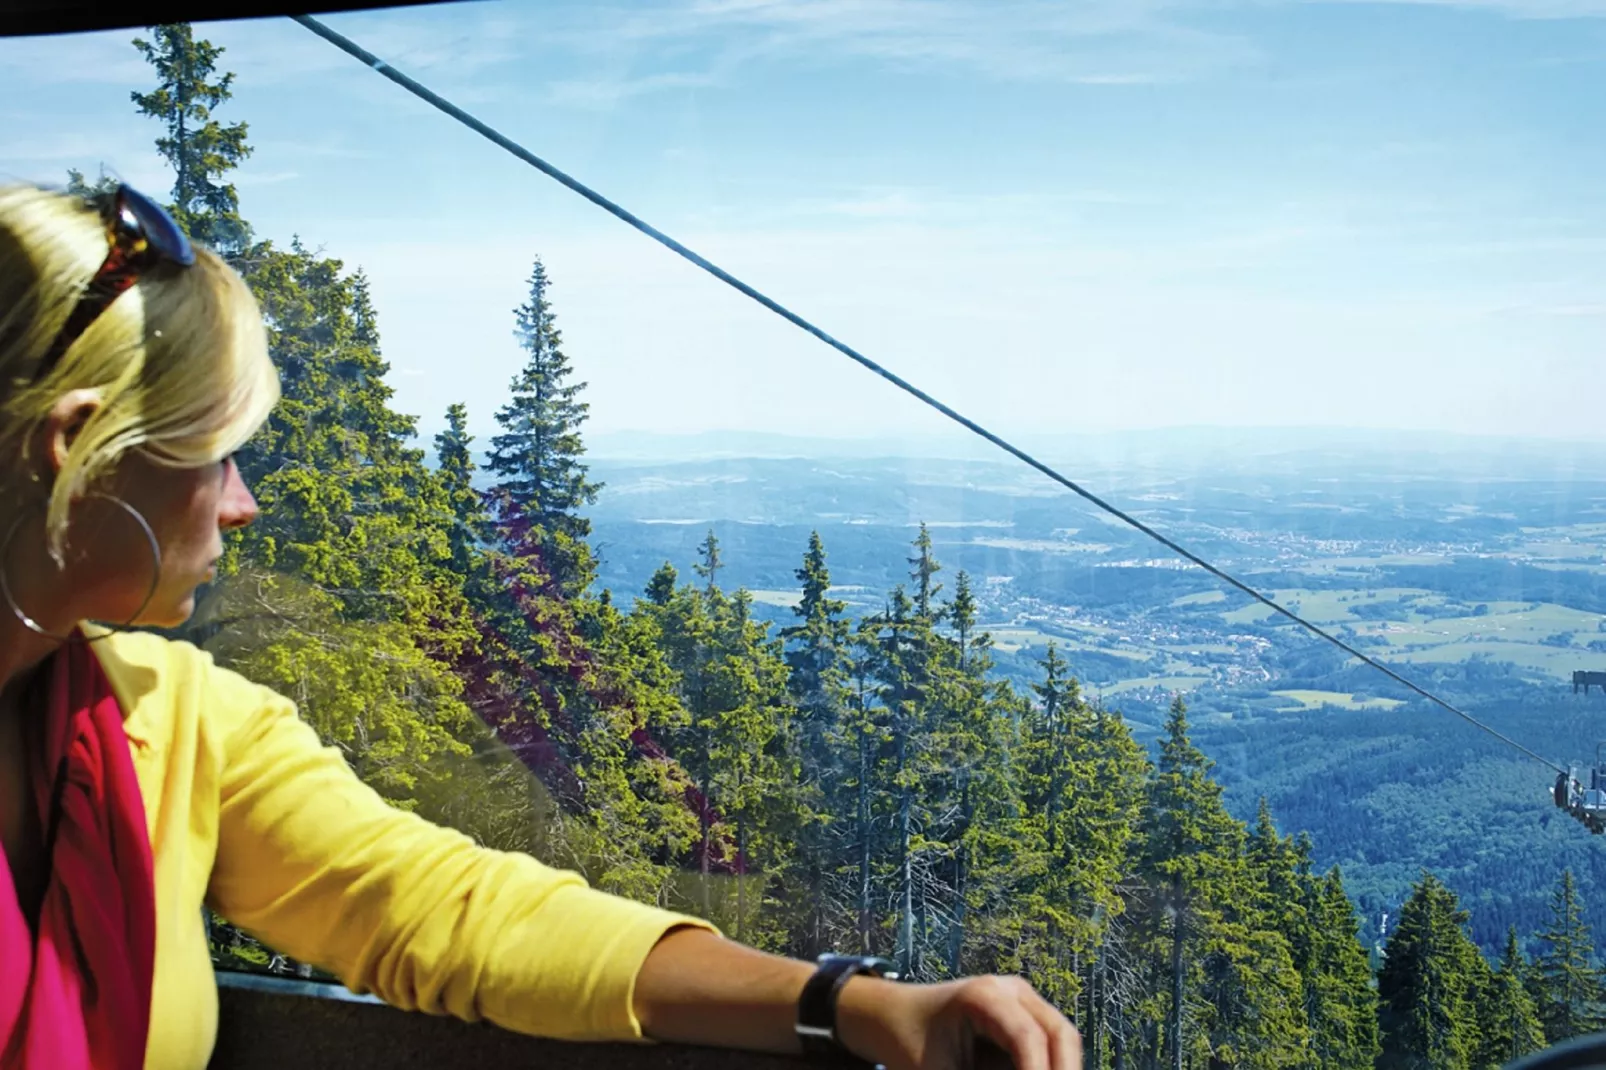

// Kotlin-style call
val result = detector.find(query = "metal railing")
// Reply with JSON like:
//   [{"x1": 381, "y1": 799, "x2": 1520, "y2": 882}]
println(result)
[{"x1": 209, "y1": 970, "x2": 820, "y2": 1070}]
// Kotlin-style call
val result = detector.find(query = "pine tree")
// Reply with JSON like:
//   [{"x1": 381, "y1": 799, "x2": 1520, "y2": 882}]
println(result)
[
  {"x1": 485, "y1": 256, "x2": 601, "y2": 595},
  {"x1": 435, "y1": 402, "x2": 486, "y2": 574},
  {"x1": 993, "y1": 640, "x2": 1149, "y2": 1045},
  {"x1": 645, "y1": 562, "x2": 678, "y2": 607},
  {"x1": 926, "y1": 569, "x2": 1019, "y2": 980},
  {"x1": 1305, "y1": 867, "x2": 1381, "y2": 1070},
  {"x1": 868, "y1": 585, "x2": 934, "y2": 977},
  {"x1": 841, "y1": 617, "x2": 891, "y2": 957},
  {"x1": 1196, "y1": 830, "x2": 1309, "y2": 1066},
  {"x1": 116, "y1": 20, "x2": 708, "y2": 976},
  {"x1": 695, "y1": 529, "x2": 724, "y2": 596},
  {"x1": 65, "y1": 167, "x2": 120, "y2": 197},
  {"x1": 130, "y1": 23, "x2": 252, "y2": 256},
  {"x1": 777, "y1": 532, "x2": 853, "y2": 958},
  {"x1": 706, "y1": 588, "x2": 797, "y2": 947},
  {"x1": 1142, "y1": 695, "x2": 1246, "y2": 1068},
  {"x1": 1009, "y1": 641, "x2": 1090, "y2": 1003},
  {"x1": 640, "y1": 556, "x2": 799, "y2": 944},
  {"x1": 908, "y1": 522, "x2": 943, "y2": 622},
  {"x1": 206, "y1": 240, "x2": 484, "y2": 811},
  {"x1": 1533, "y1": 868, "x2": 1606, "y2": 1043},
  {"x1": 1478, "y1": 925, "x2": 1546, "y2": 1067},
  {"x1": 782, "y1": 532, "x2": 848, "y2": 731},
  {"x1": 1377, "y1": 872, "x2": 1486, "y2": 1070},
  {"x1": 1247, "y1": 799, "x2": 1310, "y2": 968}
]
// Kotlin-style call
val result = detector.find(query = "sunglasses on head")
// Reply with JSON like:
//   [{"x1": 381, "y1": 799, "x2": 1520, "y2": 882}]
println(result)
[{"x1": 33, "y1": 183, "x2": 196, "y2": 384}]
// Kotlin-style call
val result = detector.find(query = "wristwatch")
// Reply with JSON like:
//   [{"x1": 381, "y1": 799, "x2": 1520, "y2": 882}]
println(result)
[{"x1": 795, "y1": 954, "x2": 899, "y2": 1064}]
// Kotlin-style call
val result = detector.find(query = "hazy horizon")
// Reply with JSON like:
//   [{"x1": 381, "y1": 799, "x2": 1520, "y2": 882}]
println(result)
[
  {"x1": 5, "y1": 0, "x2": 1605, "y2": 449},
  {"x1": 540, "y1": 424, "x2": 1606, "y2": 479}
]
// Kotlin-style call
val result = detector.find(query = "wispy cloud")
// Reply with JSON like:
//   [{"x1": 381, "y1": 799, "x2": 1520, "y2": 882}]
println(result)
[
  {"x1": 234, "y1": 169, "x2": 301, "y2": 187},
  {"x1": 1305, "y1": 0, "x2": 1606, "y2": 17},
  {"x1": 745, "y1": 185, "x2": 1159, "y2": 225},
  {"x1": 0, "y1": 129, "x2": 168, "y2": 192},
  {"x1": 3, "y1": 4, "x2": 525, "y2": 101},
  {"x1": 1492, "y1": 302, "x2": 1606, "y2": 317},
  {"x1": 589, "y1": 0, "x2": 1260, "y2": 85},
  {"x1": 808, "y1": 189, "x2": 928, "y2": 219},
  {"x1": 208, "y1": 5, "x2": 525, "y2": 83},
  {"x1": 546, "y1": 70, "x2": 722, "y2": 109},
  {"x1": 0, "y1": 9, "x2": 521, "y2": 91},
  {"x1": 0, "y1": 28, "x2": 150, "y2": 85},
  {"x1": 254, "y1": 138, "x2": 371, "y2": 161},
  {"x1": 0, "y1": 133, "x2": 115, "y2": 163}
]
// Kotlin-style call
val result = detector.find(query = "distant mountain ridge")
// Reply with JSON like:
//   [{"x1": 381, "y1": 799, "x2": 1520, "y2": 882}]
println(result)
[{"x1": 581, "y1": 425, "x2": 1606, "y2": 469}]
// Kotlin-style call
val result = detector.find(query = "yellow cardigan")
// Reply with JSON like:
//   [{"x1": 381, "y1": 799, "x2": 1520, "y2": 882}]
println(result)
[{"x1": 91, "y1": 629, "x2": 714, "y2": 1070}]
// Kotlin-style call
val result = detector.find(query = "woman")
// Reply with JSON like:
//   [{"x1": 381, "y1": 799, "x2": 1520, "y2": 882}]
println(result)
[{"x1": 0, "y1": 182, "x2": 1080, "y2": 1070}]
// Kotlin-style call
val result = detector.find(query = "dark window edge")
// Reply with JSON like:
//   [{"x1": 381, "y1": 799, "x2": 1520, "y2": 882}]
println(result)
[{"x1": 0, "y1": 1, "x2": 470, "y2": 38}]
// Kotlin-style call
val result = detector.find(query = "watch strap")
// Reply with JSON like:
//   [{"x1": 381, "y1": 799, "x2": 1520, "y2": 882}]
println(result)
[{"x1": 795, "y1": 954, "x2": 895, "y2": 1062}]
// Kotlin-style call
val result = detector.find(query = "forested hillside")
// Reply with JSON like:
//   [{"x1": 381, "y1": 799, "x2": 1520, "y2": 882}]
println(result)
[
  {"x1": 572, "y1": 449, "x2": 1606, "y2": 946},
  {"x1": 55, "y1": 23, "x2": 1606, "y2": 1067}
]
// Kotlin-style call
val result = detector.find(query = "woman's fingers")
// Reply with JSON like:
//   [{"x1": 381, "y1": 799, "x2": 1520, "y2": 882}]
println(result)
[
  {"x1": 1017, "y1": 986, "x2": 1081, "y2": 1070},
  {"x1": 955, "y1": 977, "x2": 1053, "y2": 1070}
]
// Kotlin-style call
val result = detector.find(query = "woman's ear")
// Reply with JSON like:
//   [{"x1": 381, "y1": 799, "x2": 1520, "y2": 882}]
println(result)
[{"x1": 36, "y1": 388, "x2": 104, "y2": 477}]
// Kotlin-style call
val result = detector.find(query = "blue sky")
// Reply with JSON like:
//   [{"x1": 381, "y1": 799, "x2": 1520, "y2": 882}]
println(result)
[{"x1": 2, "y1": 0, "x2": 1605, "y2": 449}]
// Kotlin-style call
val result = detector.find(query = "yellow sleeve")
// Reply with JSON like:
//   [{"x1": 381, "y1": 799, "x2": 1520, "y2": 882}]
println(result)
[{"x1": 201, "y1": 654, "x2": 717, "y2": 1042}]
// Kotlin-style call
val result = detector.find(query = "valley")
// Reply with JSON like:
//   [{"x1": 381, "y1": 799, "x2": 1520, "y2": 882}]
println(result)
[{"x1": 583, "y1": 434, "x2": 1606, "y2": 950}]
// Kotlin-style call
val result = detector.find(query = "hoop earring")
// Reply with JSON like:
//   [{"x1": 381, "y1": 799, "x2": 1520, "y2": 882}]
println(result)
[{"x1": 0, "y1": 493, "x2": 163, "y2": 644}]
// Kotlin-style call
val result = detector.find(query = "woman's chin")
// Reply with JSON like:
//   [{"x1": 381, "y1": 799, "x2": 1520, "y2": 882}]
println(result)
[{"x1": 130, "y1": 594, "x2": 197, "y2": 631}]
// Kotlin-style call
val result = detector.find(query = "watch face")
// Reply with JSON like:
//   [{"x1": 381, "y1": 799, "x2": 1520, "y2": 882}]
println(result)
[{"x1": 818, "y1": 953, "x2": 895, "y2": 975}]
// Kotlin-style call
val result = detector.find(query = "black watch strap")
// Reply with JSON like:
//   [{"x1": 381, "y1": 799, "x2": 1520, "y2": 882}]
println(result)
[{"x1": 795, "y1": 954, "x2": 897, "y2": 1062}]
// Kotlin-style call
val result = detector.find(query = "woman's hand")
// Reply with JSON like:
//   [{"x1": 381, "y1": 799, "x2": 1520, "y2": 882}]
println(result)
[
  {"x1": 838, "y1": 974, "x2": 1082, "y2": 1070},
  {"x1": 633, "y1": 928, "x2": 1078, "y2": 1070}
]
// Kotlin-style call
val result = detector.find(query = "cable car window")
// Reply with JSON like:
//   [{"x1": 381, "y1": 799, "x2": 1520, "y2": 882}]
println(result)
[{"x1": 3, "y1": 2, "x2": 1603, "y2": 1063}]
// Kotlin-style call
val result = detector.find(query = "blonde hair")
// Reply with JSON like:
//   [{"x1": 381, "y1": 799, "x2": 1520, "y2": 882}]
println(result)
[{"x1": 0, "y1": 183, "x2": 280, "y2": 559}]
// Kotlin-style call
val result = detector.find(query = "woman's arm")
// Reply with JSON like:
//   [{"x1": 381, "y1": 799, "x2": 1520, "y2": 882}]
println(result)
[
  {"x1": 198, "y1": 646, "x2": 1077, "y2": 1068},
  {"x1": 202, "y1": 660, "x2": 717, "y2": 1042},
  {"x1": 634, "y1": 927, "x2": 1081, "y2": 1070}
]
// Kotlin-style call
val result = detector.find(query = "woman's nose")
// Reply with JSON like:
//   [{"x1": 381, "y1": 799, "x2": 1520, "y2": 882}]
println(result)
[{"x1": 219, "y1": 458, "x2": 259, "y2": 531}]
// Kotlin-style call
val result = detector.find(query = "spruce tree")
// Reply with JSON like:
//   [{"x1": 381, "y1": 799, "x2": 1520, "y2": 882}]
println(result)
[
  {"x1": 1197, "y1": 811, "x2": 1308, "y2": 1067},
  {"x1": 1142, "y1": 695, "x2": 1245, "y2": 1068},
  {"x1": 1008, "y1": 643, "x2": 1146, "y2": 1020},
  {"x1": 485, "y1": 255, "x2": 601, "y2": 595},
  {"x1": 1533, "y1": 868, "x2": 1606, "y2": 1043},
  {"x1": 434, "y1": 402, "x2": 486, "y2": 574},
  {"x1": 639, "y1": 571, "x2": 722, "y2": 911},
  {"x1": 695, "y1": 529, "x2": 724, "y2": 596},
  {"x1": 117, "y1": 21, "x2": 705, "y2": 973},
  {"x1": 130, "y1": 23, "x2": 252, "y2": 256},
  {"x1": 1014, "y1": 640, "x2": 1091, "y2": 1002},
  {"x1": 120, "y1": 22, "x2": 505, "y2": 980},
  {"x1": 841, "y1": 617, "x2": 892, "y2": 958},
  {"x1": 778, "y1": 532, "x2": 852, "y2": 958},
  {"x1": 1247, "y1": 798, "x2": 1311, "y2": 961},
  {"x1": 640, "y1": 558, "x2": 799, "y2": 944},
  {"x1": 708, "y1": 588, "x2": 797, "y2": 947},
  {"x1": 65, "y1": 167, "x2": 120, "y2": 197},
  {"x1": 1306, "y1": 867, "x2": 1381, "y2": 1069},
  {"x1": 870, "y1": 585, "x2": 934, "y2": 977},
  {"x1": 644, "y1": 562, "x2": 678, "y2": 607},
  {"x1": 927, "y1": 569, "x2": 1017, "y2": 980},
  {"x1": 908, "y1": 522, "x2": 943, "y2": 621},
  {"x1": 1479, "y1": 925, "x2": 1546, "y2": 1066},
  {"x1": 782, "y1": 532, "x2": 848, "y2": 728},
  {"x1": 1377, "y1": 872, "x2": 1486, "y2": 1070}
]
